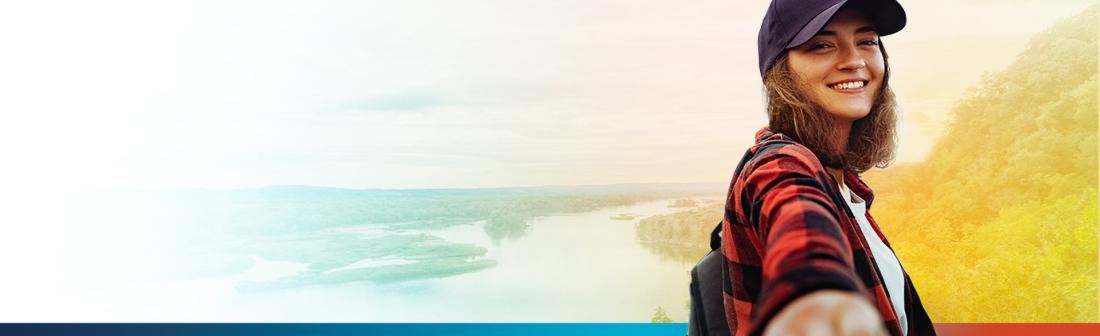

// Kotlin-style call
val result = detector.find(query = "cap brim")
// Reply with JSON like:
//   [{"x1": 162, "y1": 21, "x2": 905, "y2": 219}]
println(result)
[{"x1": 785, "y1": 0, "x2": 907, "y2": 49}]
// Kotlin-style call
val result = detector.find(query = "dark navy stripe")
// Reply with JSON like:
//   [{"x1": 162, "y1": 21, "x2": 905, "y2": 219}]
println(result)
[{"x1": 0, "y1": 324, "x2": 689, "y2": 336}]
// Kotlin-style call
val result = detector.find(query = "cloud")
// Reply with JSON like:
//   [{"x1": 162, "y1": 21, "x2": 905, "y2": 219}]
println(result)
[{"x1": 342, "y1": 92, "x2": 444, "y2": 113}]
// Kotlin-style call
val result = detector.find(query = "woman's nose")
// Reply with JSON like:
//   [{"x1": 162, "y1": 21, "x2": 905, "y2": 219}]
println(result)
[{"x1": 836, "y1": 45, "x2": 867, "y2": 71}]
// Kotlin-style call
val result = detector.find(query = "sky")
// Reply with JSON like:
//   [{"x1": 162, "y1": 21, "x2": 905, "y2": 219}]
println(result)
[{"x1": 0, "y1": 0, "x2": 1095, "y2": 190}]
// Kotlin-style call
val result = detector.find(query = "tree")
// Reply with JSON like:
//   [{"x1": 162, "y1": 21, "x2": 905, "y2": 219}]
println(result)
[{"x1": 651, "y1": 306, "x2": 674, "y2": 323}]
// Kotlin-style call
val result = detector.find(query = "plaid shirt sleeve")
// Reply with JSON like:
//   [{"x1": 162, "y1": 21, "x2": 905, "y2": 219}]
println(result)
[{"x1": 722, "y1": 137, "x2": 866, "y2": 336}]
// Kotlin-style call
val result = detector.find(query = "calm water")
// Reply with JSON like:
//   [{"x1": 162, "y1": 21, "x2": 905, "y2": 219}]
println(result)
[{"x1": 35, "y1": 198, "x2": 713, "y2": 322}]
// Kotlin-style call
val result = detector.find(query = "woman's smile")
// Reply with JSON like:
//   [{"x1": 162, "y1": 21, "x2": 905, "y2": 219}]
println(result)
[{"x1": 827, "y1": 79, "x2": 868, "y2": 93}]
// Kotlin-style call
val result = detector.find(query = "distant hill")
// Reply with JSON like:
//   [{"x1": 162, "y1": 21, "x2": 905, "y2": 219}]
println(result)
[
  {"x1": 204, "y1": 182, "x2": 727, "y2": 197},
  {"x1": 97, "y1": 182, "x2": 725, "y2": 243}
]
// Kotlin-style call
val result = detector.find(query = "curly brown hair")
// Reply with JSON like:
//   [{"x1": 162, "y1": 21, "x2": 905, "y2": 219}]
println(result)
[{"x1": 762, "y1": 44, "x2": 898, "y2": 174}]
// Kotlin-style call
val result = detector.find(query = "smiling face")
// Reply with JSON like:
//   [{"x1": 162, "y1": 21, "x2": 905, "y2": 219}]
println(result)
[{"x1": 787, "y1": 7, "x2": 886, "y2": 123}]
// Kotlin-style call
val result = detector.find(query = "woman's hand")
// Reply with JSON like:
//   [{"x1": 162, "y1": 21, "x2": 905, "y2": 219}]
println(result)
[{"x1": 763, "y1": 289, "x2": 888, "y2": 336}]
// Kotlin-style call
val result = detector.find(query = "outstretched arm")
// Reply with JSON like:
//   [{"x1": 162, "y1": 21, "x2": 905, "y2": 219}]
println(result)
[{"x1": 736, "y1": 145, "x2": 882, "y2": 335}]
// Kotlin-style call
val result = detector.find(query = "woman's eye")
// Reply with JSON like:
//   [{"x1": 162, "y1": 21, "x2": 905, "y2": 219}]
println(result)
[
  {"x1": 808, "y1": 43, "x2": 831, "y2": 51},
  {"x1": 860, "y1": 39, "x2": 880, "y2": 46}
]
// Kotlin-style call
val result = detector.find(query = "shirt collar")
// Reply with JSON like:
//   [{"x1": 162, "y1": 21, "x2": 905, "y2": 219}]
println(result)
[
  {"x1": 754, "y1": 126, "x2": 778, "y2": 143},
  {"x1": 843, "y1": 166, "x2": 876, "y2": 208}
]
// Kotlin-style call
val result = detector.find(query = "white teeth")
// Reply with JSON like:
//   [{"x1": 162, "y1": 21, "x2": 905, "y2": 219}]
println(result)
[{"x1": 831, "y1": 81, "x2": 865, "y2": 90}]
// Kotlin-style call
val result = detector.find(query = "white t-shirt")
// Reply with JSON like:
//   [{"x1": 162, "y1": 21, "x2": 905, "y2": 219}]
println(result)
[{"x1": 838, "y1": 179, "x2": 908, "y2": 335}]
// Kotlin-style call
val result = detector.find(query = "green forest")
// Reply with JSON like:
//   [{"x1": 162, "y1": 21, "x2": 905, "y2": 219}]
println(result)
[
  {"x1": 638, "y1": 5, "x2": 1098, "y2": 322},
  {"x1": 864, "y1": 4, "x2": 1098, "y2": 322}
]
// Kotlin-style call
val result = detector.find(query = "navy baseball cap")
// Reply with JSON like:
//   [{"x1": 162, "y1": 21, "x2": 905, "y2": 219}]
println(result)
[{"x1": 757, "y1": 0, "x2": 907, "y2": 78}]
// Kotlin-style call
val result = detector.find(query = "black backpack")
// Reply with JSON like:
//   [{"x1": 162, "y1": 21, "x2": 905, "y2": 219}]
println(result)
[{"x1": 687, "y1": 222, "x2": 730, "y2": 336}]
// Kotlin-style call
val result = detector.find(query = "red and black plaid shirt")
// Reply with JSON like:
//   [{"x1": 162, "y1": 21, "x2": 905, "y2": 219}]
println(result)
[{"x1": 722, "y1": 127, "x2": 935, "y2": 336}]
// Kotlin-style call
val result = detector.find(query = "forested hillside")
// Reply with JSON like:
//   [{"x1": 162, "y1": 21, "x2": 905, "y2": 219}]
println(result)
[{"x1": 864, "y1": 4, "x2": 1098, "y2": 322}]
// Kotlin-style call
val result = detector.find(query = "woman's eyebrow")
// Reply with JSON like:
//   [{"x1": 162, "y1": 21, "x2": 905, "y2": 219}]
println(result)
[{"x1": 814, "y1": 26, "x2": 878, "y2": 37}]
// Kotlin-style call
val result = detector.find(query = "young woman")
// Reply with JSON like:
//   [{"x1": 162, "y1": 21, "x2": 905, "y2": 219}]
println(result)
[{"x1": 721, "y1": 0, "x2": 935, "y2": 335}]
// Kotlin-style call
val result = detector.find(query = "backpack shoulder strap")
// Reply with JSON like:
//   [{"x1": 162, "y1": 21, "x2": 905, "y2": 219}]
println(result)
[{"x1": 709, "y1": 221, "x2": 722, "y2": 251}]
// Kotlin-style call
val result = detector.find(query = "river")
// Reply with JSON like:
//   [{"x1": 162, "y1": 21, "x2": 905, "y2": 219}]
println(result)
[{"x1": 34, "y1": 197, "x2": 715, "y2": 322}]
